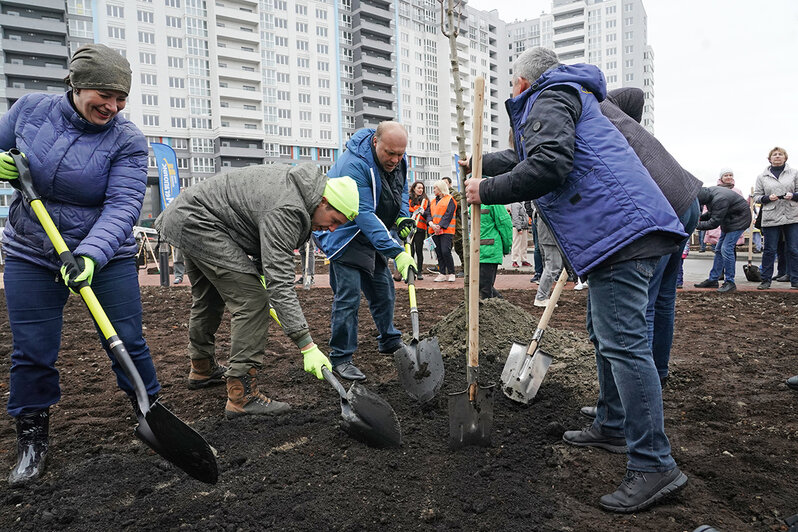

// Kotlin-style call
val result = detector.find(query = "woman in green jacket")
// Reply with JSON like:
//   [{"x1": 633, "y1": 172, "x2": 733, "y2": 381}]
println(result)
[{"x1": 479, "y1": 203, "x2": 513, "y2": 299}]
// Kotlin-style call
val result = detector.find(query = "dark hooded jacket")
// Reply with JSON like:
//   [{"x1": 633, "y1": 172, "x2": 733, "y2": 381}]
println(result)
[{"x1": 696, "y1": 186, "x2": 752, "y2": 233}]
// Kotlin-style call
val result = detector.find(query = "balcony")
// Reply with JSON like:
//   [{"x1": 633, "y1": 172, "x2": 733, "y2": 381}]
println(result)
[
  {"x1": 1, "y1": 39, "x2": 67, "y2": 58},
  {"x1": 3, "y1": 62, "x2": 67, "y2": 81},
  {"x1": 361, "y1": 102, "x2": 395, "y2": 121},
  {"x1": 4, "y1": 0, "x2": 64, "y2": 9},
  {"x1": 219, "y1": 145, "x2": 264, "y2": 158},
  {"x1": 215, "y1": 25, "x2": 258, "y2": 44},
  {"x1": 361, "y1": 87, "x2": 393, "y2": 103},
  {"x1": 356, "y1": 52, "x2": 393, "y2": 72},
  {"x1": 360, "y1": 38, "x2": 392, "y2": 55},
  {"x1": 215, "y1": 5, "x2": 256, "y2": 22},
  {"x1": 218, "y1": 86, "x2": 262, "y2": 102},
  {"x1": 353, "y1": 2, "x2": 391, "y2": 24},
  {"x1": 219, "y1": 105, "x2": 261, "y2": 120},
  {"x1": 0, "y1": 14, "x2": 65, "y2": 34},
  {"x1": 357, "y1": 18, "x2": 390, "y2": 37},
  {"x1": 216, "y1": 46, "x2": 260, "y2": 63},
  {"x1": 217, "y1": 65, "x2": 260, "y2": 82}
]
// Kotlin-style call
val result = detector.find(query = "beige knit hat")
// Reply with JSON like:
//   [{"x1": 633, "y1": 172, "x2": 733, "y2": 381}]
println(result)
[{"x1": 65, "y1": 44, "x2": 132, "y2": 95}]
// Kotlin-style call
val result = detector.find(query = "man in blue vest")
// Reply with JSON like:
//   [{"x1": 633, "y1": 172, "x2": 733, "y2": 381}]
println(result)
[
  {"x1": 463, "y1": 48, "x2": 688, "y2": 513},
  {"x1": 316, "y1": 121, "x2": 416, "y2": 381}
]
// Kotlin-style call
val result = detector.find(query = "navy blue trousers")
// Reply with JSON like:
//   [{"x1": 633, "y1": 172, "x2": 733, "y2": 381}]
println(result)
[{"x1": 5, "y1": 257, "x2": 160, "y2": 417}]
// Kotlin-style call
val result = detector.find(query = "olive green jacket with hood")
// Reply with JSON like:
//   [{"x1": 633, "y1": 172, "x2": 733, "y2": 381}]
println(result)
[{"x1": 155, "y1": 163, "x2": 324, "y2": 347}]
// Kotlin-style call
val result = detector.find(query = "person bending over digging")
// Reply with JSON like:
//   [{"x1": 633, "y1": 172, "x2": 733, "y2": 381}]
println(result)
[{"x1": 155, "y1": 164, "x2": 358, "y2": 419}]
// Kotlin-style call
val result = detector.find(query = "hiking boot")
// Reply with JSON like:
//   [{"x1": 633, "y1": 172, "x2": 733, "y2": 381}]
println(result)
[
  {"x1": 787, "y1": 375, "x2": 798, "y2": 391},
  {"x1": 693, "y1": 279, "x2": 718, "y2": 288},
  {"x1": 717, "y1": 281, "x2": 736, "y2": 293},
  {"x1": 599, "y1": 467, "x2": 688, "y2": 513},
  {"x1": 416, "y1": 273, "x2": 424, "y2": 280},
  {"x1": 9, "y1": 409, "x2": 49, "y2": 487},
  {"x1": 580, "y1": 406, "x2": 597, "y2": 419},
  {"x1": 188, "y1": 358, "x2": 228, "y2": 390},
  {"x1": 775, "y1": 274, "x2": 790, "y2": 282},
  {"x1": 225, "y1": 369, "x2": 291, "y2": 419},
  {"x1": 563, "y1": 425, "x2": 627, "y2": 454},
  {"x1": 757, "y1": 281, "x2": 771, "y2": 290}
]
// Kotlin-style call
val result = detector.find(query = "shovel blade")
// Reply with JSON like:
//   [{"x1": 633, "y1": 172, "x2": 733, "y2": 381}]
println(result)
[
  {"x1": 502, "y1": 342, "x2": 553, "y2": 404},
  {"x1": 447, "y1": 384, "x2": 495, "y2": 449},
  {"x1": 743, "y1": 263, "x2": 762, "y2": 282},
  {"x1": 136, "y1": 401, "x2": 218, "y2": 484},
  {"x1": 339, "y1": 383, "x2": 402, "y2": 448},
  {"x1": 394, "y1": 338, "x2": 445, "y2": 403}
]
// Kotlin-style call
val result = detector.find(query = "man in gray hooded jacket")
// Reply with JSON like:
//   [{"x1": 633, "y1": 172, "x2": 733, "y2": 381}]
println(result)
[{"x1": 156, "y1": 164, "x2": 358, "y2": 419}]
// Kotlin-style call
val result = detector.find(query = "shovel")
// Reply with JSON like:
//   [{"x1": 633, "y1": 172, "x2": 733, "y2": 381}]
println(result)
[
  {"x1": 268, "y1": 307, "x2": 401, "y2": 447},
  {"x1": 448, "y1": 76, "x2": 495, "y2": 449},
  {"x1": 9, "y1": 150, "x2": 218, "y2": 484},
  {"x1": 393, "y1": 238, "x2": 444, "y2": 403},
  {"x1": 502, "y1": 268, "x2": 568, "y2": 404},
  {"x1": 743, "y1": 187, "x2": 762, "y2": 282}
]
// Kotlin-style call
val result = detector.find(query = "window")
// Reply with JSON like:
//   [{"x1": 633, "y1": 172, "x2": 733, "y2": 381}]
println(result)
[
  {"x1": 297, "y1": 58, "x2": 309, "y2": 68},
  {"x1": 166, "y1": 0, "x2": 181, "y2": 6},
  {"x1": 140, "y1": 73, "x2": 157, "y2": 85},
  {"x1": 296, "y1": 22, "x2": 308, "y2": 32},
  {"x1": 606, "y1": 34, "x2": 616, "y2": 42},
  {"x1": 299, "y1": 110, "x2": 311, "y2": 121},
  {"x1": 319, "y1": 95, "x2": 330, "y2": 105},
  {"x1": 243, "y1": 85, "x2": 256, "y2": 92},
  {"x1": 606, "y1": 5, "x2": 616, "y2": 14},
  {"x1": 297, "y1": 40, "x2": 309, "y2": 51},
  {"x1": 192, "y1": 157, "x2": 215, "y2": 173},
  {"x1": 141, "y1": 94, "x2": 158, "y2": 106},
  {"x1": 300, "y1": 128, "x2": 312, "y2": 138},
  {"x1": 172, "y1": 138, "x2": 188, "y2": 150},
  {"x1": 318, "y1": 78, "x2": 330, "y2": 89},
  {"x1": 166, "y1": 16, "x2": 182, "y2": 28},
  {"x1": 298, "y1": 75, "x2": 310, "y2": 86},
  {"x1": 278, "y1": 127, "x2": 292, "y2": 136},
  {"x1": 274, "y1": 18, "x2": 288, "y2": 29},
  {"x1": 624, "y1": 59, "x2": 634, "y2": 67},
  {"x1": 140, "y1": 52, "x2": 156, "y2": 65},
  {"x1": 107, "y1": 4, "x2": 123, "y2": 17},
  {"x1": 143, "y1": 114, "x2": 159, "y2": 126},
  {"x1": 276, "y1": 72, "x2": 290, "y2": 83},
  {"x1": 275, "y1": 36, "x2": 288, "y2": 46},
  {"x1": 138, "y1": 31, "x2": 155, "y2": 44},
  {"x1": 177, "y1": 157, "x2": 189, "y2": 170},
  {"x1": 624, "y1": 31, "x2": 633, "y2": 40},
  {"x1": 278, "y1": 109, "x2": 291, "y2": 119},
  {"x1": 137, "y1": 10, "x2": 154, "y2": 23},
  {"x1": 169, "y1": 77, "x2": 185, "y2": 88},
  {"x1": 170, "y1": 97, "x2": 186, "y2": 108},
  {"x1": 167, "y1": 36, "x2": 183, "y2": 48},
  {"x1": 606, "y1": 20, "x2": 616, "y2": 29},
  {"x1": 317, "y1": 43, "x2": 328, "y2": 54},
  {"x1": 316, "y1": 26, "x2": 328, "y2": 37},
  {"x1": 318, "y1": 148, "x2": 331, "y2": 159},
  {"x1": 244, "y1": 123, "x2": 258, "y2": 130},
  {"x1": 168, "y1": 56, "x2": 184, "y2": 68},
  {"x1": 68, "y1": 19, "x2": 93, "y2": 39},
  {"x1": 192, "y1": 138, "x2": 214, "y2": 153},
  {"x1": 108, "y1": 26, "x2": 125, "y2": 39},
  {"x1": 319, "y1": 112, "x2": 331, "y2": 123},
  {"x1": 244, "y1": 104, "x2": 257, "y2": 111},
  {"x1": 624, "y1": 45, "x2": 634, "y2": 53},
  {"x1": 298, "y1": 93, "x2": 311, "y2": 104},
  {"x1": 274, "y1": 0, "x2": 287, "y2": 10},
  {"x1": 171, "y1": 117, "x2": 187, "y2": 128},
  {"x1": 276, "y1": 54, "x2": 289, "y2": 65},
  {"x1": 625, "y1": 73, "x2": 634, "y2": 82},
  {"x1": 318, "y1": 61, "x2": 329, "y2": 71},
  {"x1": 316, "y1": 7, "x2": 327, "y2": 19},
  {"x1": 191, "y1": 117, "x2": 211, "y2": 129},
  {"x1": 277, "y1": 90, "x2": 290, "y2": 100}
]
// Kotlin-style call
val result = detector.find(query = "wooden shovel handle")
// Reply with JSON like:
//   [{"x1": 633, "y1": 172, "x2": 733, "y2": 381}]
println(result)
[
  {"x1": 467, "y1": 77, "x2": 485, "y2": 370},
  {"x1": 527, "y1": 268, "x2": 569, "y2": 356},
  {"x1": 747, "y1": 186, "x2": 755, "y2": 261}
]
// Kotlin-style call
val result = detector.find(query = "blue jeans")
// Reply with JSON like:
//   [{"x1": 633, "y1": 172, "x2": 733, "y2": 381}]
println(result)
[
  {"x1": 708, "y1": 229, "x2": 745, "y2": 283},
  {"x1": 762, "y1": 223, "x2": 798, "y2": 282},
  {"x1": 328, "y1": 258, "x2": 402, "y2": 365},
  {"x1": 698, "y1": 230, "x2": 706, "y2": 251},
  {"x1": 5, "y1": 257, "x2": 160, "y2": 417},
  {"x1": 647, "y1": 199, "x2": 699, "y2": 380},
  {"x1": 587, "y1": 258, "x2": 676, "y2": 472}
]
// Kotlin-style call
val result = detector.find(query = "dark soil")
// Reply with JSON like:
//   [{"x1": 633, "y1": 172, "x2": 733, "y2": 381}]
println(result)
[{"x1": 1, "y1": 286, "x2": 797, "y2": 531}]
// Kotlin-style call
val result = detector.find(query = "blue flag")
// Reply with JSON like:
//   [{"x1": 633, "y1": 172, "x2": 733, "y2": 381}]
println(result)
[{"x1": 151, "y1": 142, "x2": 181, "y2": 210}]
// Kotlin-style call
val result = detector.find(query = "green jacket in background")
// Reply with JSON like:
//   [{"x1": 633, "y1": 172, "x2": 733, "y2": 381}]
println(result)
[{"x1": 477, "y1": 203, "x2": 513, "y2": 264}]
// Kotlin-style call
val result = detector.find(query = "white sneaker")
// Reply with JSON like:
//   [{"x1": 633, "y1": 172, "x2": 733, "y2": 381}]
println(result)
[
  {"x1": 447, "y1": 274, "x2": 456, "y2": 282},
  {"x1": 534, "y1": 298, "x2": 549, "y2": 307},
  {"x1": 434, "y1": 274, "x2": 447, "y2": 282},
  {"x1": 574, "y1": 281, "x2": 588, "y2": 291}
]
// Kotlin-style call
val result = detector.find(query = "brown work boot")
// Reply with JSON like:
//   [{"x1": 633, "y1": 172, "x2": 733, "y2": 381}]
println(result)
[
  {"x1": 225, "y1": 369, "x2": 291, "y2": 419},
  {"x1": 187, "y1": 358, "x2": 227, "y2": 390}
]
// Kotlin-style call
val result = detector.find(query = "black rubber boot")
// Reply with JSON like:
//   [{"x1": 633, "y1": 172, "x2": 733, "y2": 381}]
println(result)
[{"x1": 9, "y1": 409, "x2": 50, "y2": 488}]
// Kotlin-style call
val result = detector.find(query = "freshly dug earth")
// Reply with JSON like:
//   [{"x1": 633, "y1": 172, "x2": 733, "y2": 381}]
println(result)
[{"x1": 1, "y1": 286, "x2": 797, "y2": 531}]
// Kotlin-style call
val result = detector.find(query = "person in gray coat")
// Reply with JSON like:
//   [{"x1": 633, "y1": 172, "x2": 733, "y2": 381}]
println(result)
[
  {"x1": 753, "y1": 147, "x2": 798, "y2": 289},
  {"x1": 155, "y1": 164, "x2": 358, "y2": 419}
]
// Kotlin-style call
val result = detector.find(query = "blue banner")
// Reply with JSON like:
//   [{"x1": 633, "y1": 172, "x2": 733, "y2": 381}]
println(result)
[{"x1": 151, "y1": 142, "x2": 181, "y2": 210}]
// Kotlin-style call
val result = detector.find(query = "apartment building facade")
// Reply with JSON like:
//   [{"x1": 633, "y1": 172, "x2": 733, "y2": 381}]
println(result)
[{"x1": 507, "y1": 0, "x2": 655, "y2": 131}]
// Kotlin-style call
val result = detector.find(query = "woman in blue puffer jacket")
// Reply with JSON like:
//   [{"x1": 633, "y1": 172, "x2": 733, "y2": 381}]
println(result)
[{"x1": 0, "y1": 44, "x2": 160, "y2": 487}]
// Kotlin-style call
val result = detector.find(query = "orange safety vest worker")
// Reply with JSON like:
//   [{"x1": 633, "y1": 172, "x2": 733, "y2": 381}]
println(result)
[
  {"x1": 409, "y1": 197, "x2": 429, "y2": 231},
  {"x1": 429, "y1": 194, "x2": 457, "y2": 235}
]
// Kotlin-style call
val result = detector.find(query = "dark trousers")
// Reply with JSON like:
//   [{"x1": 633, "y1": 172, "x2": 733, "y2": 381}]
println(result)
[
  {"x1": 479, "y1": 262, "x2": 501, "y2": 299},
  {"x1": 531, "y1": 220, "x2": 543, "y2": 275},
  {"x1": 410, "y1": 229, "x2": 425, "y2": 272},
  {"x1": 5, "y1": 257, "x2": 160, "y2": 417},
  {"x1": 432, "y1": 234, "x2": 455, "y2": 274}
]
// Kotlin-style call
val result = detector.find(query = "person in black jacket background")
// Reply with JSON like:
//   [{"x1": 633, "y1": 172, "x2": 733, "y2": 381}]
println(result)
[{"x1": 693, "y1": 186, "x2": 752, "y2": 293}]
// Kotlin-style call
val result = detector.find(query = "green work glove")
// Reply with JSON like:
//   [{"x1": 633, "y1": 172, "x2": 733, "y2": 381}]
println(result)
[
  {"x1": 300, "y1": 344, "x2": 332, "y2": 380},
  {"x1": 0, "y1": 151, "x2": 23, "y2": 184},
  {"x1": 394, "y1": 251, "x2": 416, "y2": 281},
  {"x1": 60, "y1": 256, "x2": 96, "y2": 294},
  {"x1": 395, "y1": 217, "x2": 415, "y2": 240}
]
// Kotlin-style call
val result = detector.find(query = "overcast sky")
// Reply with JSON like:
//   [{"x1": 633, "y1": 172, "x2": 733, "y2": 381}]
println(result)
[{"x1": 466, "y1": 0, "x2": 798, "y2": 195}]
